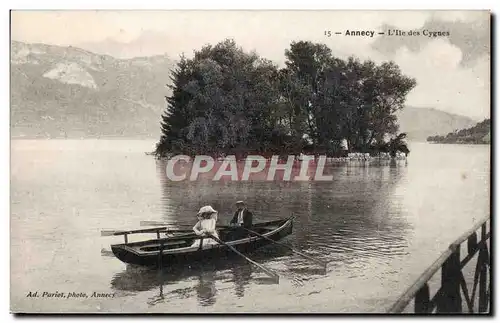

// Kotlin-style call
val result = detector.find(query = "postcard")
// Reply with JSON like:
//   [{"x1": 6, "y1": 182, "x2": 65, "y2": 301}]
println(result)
[{"x1": 10, "y1": 10, "x2": 491, "y2": 314}]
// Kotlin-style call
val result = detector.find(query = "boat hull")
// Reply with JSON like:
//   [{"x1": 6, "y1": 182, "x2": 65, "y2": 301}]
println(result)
[{"x1": 111, "y1": 218, "x2": 293, "y2": 267}]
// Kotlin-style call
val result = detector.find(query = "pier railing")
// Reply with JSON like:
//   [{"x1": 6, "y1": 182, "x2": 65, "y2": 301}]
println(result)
[{"x1": 388, "y1": 215, "x2": 491, "y2": 314}]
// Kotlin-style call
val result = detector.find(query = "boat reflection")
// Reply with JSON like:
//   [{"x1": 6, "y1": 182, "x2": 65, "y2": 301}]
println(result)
[
  {"x1": 134, "y1": 158, "x2": 412, "y2": 307},
  {"x1": 110, "y1": 247, "x2": 291, "y2": 307}
]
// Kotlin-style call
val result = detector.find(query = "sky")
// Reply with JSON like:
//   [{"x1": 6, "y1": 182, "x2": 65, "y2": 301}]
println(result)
[{"x1": 11, "y1": 10, "x2": 491, "y2": 120}]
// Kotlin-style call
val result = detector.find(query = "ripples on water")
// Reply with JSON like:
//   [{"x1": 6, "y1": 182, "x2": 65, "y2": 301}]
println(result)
[
  {"x1": 155, "y1": 159, "x2": 412, "y2": 266},
  {"x1": 10, "y1": 140, "x2": 490, "y2": 313},
  {"x1": 103, "y1": 158, "x2": 414, "y2": 309}
]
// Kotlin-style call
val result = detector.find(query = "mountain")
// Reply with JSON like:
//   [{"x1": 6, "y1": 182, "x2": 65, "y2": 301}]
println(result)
[
  {"x1": 11, "y1": 40, "x2": 175, "y2": 139},
  {"x1": 11, "y1": 40, "x2": 481, "y2": 141},
  {"x1": 78, "y1": 30, "x2": 175, "y2": 59},
  {"x1": 427, "y1": 119, "x2": 491, "y2": 144},
  {"x1": 396, "y1": 107, "x2": 478, "y2": 142}
]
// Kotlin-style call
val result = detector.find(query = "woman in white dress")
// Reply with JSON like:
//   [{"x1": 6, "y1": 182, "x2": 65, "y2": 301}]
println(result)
[{"x1": 191, "y1": 205, "x2": 220, "y2": 248}]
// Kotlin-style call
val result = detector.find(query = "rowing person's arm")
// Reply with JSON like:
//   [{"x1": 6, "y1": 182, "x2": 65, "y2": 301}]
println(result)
[
  {"x1": 193, "y1": 221, "x2": 204, "y2": 236},
  {"x1": 205, "y1": 218, "x2": 217, "y2": 234}
]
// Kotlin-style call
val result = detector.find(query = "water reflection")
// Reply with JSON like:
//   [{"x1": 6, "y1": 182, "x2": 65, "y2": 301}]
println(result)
[
  {"x1": 110, "y1": 253, "x2": 286, "y2": 307},
  {"x1": 155, "y1": 159, "x2": 411, "y2": 261},
  {"x1": 231, "y1": 263, "x2": 252, "y2": 298},
  {"x1": 110, "y1": 264, "x2": 219, "y2": 306},
  {"x1": 196, "y1": 270, "x2": 217, "y2": 306},
  {"x1": 12, "y1": 140, "x2": 489, "y2": 313},
  {"x1": 128, "y1": 159, "x2": 413, "y2": 307}
]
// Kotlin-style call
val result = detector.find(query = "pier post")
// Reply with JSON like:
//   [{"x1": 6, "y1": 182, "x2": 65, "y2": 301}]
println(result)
[
  {"x1": 467, "y1": 232, "x2": 477, "y2": 254},
  {"x1": 414, "y1": 283, "x2": 431, "y2": 313},
  {"x1": 438, "y1": 247, "x2": 462, "y2": 313},
  {"x1": 388, "y1": 216, "x2": 490, "y2": 314},
  {"x1": 478, "y1": 223, "x2": 489, "y2": 312}
]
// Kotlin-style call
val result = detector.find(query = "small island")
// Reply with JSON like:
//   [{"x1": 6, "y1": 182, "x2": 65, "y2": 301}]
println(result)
[
  {"x1": 154, "y1": 39, "x2": 416, "y2": 160},
  {"x1": 427, "y1": 119, "x2": 490, "y2": 144}
]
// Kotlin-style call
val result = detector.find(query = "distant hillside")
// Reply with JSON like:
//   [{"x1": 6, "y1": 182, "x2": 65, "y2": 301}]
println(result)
[
  {"x1": 11, "y1": 40, "x2": 175, "y2": 139},
  {"x1": 78, "y1": 30, "x2": 174, "y2": 59},
  {"x1": 396, "y1": 107, "x2": 477, "y2": 142},
  {"x1": 11, "y1": 41, "x2": 481, "y2": 141},
  {"x1": 427, "y1": 119, "x2": 491, "y2": 144}
]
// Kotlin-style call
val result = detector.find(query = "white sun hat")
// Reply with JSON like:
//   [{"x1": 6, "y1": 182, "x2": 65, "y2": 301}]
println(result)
[{"x1": 197, "y1": 205, "x2": 217, "y2": 215}]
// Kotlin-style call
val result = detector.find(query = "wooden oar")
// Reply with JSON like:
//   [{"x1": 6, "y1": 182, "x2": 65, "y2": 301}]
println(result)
[
  {"x1": 101, "y1": 230, "x2": 123, "y2": 236},
  {"x1": 207, "y1": 234, "x2": 280, "y2": 283},
  {"x1": 140, "y1": 220, "x2": 188, "y2": 227},
  {"x1": 241, "y1": 227, "x2": 328, "y2": 268},
  {"x1": 100, "y1": 248, "x2": 114, "y2": 257},
  {"x1": 100, "y1": 227, "x2": 193, "y2": 237},
  {"x1": 140, "y1": 220, "x2": 231, "y2": 230}
]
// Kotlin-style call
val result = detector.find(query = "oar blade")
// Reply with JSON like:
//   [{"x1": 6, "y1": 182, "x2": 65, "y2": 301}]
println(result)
[
  {"x1": 140, "y1": 220, "x2": 228, "y2": 231},
  {"x1": 243, "y1": 227, "x2": 327, "y2": 270},
  {"x1": 101, "y1": 248, "x2": 114, "y2": 257},
  {"x1": 101, "y1": 230, "x2": 118, "y2": 236}
]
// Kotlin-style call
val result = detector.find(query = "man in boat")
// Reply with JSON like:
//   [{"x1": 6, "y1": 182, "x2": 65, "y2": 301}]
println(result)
[
  {"x1": 230, "y1": 201, "x2": 253, "y2": 228},
  {"x1": 228, "y1": 201, "x2": 253, "y2": 240}
]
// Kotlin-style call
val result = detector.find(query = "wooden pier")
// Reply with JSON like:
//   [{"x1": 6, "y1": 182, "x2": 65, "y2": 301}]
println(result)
[{"x1": 388, "y1": 215, "x2": 491, "y2": 314}]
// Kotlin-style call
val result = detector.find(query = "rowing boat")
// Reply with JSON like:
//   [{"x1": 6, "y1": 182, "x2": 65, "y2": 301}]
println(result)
[{"x1": 110, "y1": 217, "x2": 294, "y2": 267}]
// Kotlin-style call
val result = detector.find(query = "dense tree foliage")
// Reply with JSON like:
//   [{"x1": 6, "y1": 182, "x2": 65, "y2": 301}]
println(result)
[
  {"x1": 155, "y1": 39, "x2": 417, "y2": 158},
  {"x1": 427, "y1": 119, "x2": 491, "y2": 144}
]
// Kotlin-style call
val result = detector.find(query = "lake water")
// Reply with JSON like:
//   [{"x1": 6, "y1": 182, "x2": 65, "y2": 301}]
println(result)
[{"x1": 10, "y1": 140, "x2": 490, "y2": 313}]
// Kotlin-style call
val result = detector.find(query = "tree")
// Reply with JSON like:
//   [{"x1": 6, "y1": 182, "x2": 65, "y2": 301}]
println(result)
[
  {"x1": 333, "y1": 58, "x2": 416, "y2": 152},
  {"x1": 387, "y1": 133, "x2": 410, "y2": 157},
  {"x1": 155, "y1": 39, "x2": 417, "y2": 158},
  {"x1": 427, "y1": 119, "x2": 491, "y2": 144},
  {"x1": 281, "y1": 41, "x2": 336, "y2": 146},
  {"x1": 155, "y1": 39, "x2": 280, "y2": 157},
  {"x1": 366, "y1": 61, "x2": 416, "y2": 148},
  {"x1": 156, "y1": 56, "x2": 194, "y2": 156},
  {"x1": 278, "y1": 42, "x2": 416, "y2": 155}
]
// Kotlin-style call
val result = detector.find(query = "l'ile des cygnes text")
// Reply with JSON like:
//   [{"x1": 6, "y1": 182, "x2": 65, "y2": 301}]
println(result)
[
  {"x1": 26, "y1": 291, "x2": 115, "y2": 299},
  {"x1": 324, "y1": 29, "x2": 450, "y2": 38}
]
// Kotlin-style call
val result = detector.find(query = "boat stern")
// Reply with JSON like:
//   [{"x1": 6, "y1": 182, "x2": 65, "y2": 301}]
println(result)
[{"x1": 111, "y1": 244, "x2": 151, "y2": 267}]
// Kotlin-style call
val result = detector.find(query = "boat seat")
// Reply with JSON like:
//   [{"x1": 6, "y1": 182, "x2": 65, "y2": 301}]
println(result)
[{"x1": 140, "y1": 240, "x2": 187, "y2": 251}]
